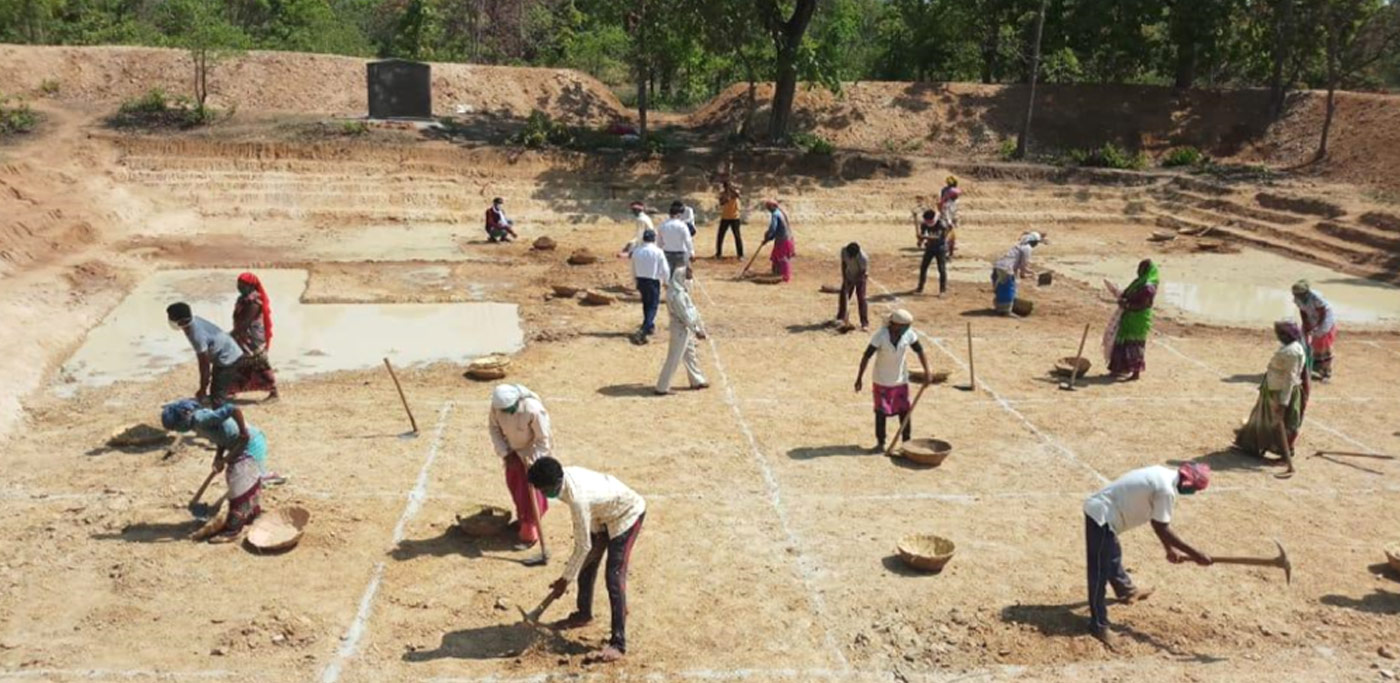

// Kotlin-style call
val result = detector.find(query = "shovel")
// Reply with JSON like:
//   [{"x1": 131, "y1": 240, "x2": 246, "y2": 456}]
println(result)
[
  {"x1": 188, "y1": 468, "x2": 220, "y2": 518},
  {"x1": 884, "y1": 380, "x2": 932, "y2": 458}
]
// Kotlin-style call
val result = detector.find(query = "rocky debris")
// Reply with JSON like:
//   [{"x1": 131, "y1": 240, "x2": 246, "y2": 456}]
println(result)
[
  {"x1": 1382, "y1": 646, "x2": 1397, "y2": 660},
  {"x1": 533, "y1": 236, "x2": 557, "y2": 251}
]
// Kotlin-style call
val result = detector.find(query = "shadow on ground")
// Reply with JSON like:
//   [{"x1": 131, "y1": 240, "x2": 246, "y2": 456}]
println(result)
[
  {"x1": 404, "y1": 624, "x2": 591, "y2": 662},
  {"x1": 91, "y1": 520, "x2": 201, "y2": 543},
  {"x1": 391, "y1": 525, "x2": 523, "y2": 562}
]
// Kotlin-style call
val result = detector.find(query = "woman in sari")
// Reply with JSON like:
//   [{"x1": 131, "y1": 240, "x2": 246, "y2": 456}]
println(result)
[
  {"x1": 161, "y1": 399, "x2": 267, "y2": 542},
  {"x1": 1105, "y1": 259, "x2": 1159, "y2": 381},
  {"x1": 1234, "y1": 320, "x2": 1309, "y2": 476},
  {"x1": 1292, "y1": 280, "x2": 1337, "y2": 382},
  {"x1": 761, "y1": 199, "x2": 796, "y2": 282},
  {"x1": 231, "y1": 272, "x2": 279, "y2": 401}
]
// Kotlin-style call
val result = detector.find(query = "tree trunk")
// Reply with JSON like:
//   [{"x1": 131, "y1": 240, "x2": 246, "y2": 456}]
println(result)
[
  {"x1": 741, "y1": 65, "x2": 758, "y2": 139},
  {"x1": 1269, "y1": 0, "x2": 1293, "y2": 118},
  {"x1": 1014, "y1": 0, "x2": 1048, "y2": 159},
  {"x1": 638, "y1": 66, "x2": 649, "y2": 142},
  {"x1": 1174, "y1": 39, "x2": 1197, "y2": 90},
  {"x1": 1315, "y1": 23, "x2": 1339, "y2": 163},
  {"x1": 769, "y1": 42, "x2": 799, "y2": 142},
  {"x1": 980, "y1": 15, "x2": 999, "y2": 83}
]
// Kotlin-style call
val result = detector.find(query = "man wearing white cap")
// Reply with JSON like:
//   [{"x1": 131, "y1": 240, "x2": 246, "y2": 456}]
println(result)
[
  {"x1": 854, "y1": 309, "x2": 933, "y2": 452},
  {"x1": 488, "y1": 384, "x2": 554, "y2": 555}
]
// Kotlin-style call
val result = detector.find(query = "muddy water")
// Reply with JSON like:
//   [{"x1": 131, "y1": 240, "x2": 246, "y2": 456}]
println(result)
[
  {"x1": 1045, "y1": 249, "x2": 1400, "y2": 328},
  {"x1": 57, "y1": 269, "x2": 523, "y2": 394}
]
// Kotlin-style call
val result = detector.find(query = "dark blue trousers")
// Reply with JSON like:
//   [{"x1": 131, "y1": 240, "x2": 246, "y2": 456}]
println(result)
[
  {"x1": 636, "y1": 277, "x2": 661, "y2": 335},
  {"x1": 1085, "y1": 514, "x2": 1135, "y2": 632}
]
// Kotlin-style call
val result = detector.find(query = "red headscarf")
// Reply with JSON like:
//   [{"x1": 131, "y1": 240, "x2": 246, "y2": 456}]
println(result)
[{"x1": 237, "y1": 272, "x2": 273, "y2": 349}]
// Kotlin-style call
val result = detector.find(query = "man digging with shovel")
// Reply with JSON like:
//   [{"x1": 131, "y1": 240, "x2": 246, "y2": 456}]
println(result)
[
  {"x1": 489, "y1": 384, "x2": 553, "y2": 560},
  {"x1": 525, "y1": 456, "x2": 646, "y2": 664},
  {"x1": 1083, "y1": 463, "x2": 1212, "y2": 649}
]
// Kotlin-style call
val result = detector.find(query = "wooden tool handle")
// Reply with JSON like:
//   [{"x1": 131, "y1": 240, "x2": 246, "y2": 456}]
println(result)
[
  {"x1": 1068, "y1": 323, "x2": 1090, "y2": 384},
  {"x1": 738, "y1": 240, "x2": 769, "y2": 277},
  {"x1": 384, "y1": 358, "x2": 418, "y2": 434},
  {"x1": 884, "y1": 381, "x2": 931, "y2": 457},
  {"x1": 189, "y1": 468, "x2": 219, "y2": 508},
  {"x1": 1210, "y1": 557, "x2": 1280, "y2": 567},
  {"x1": 966, "y1": 322, "x2": 976, "y2": 391}
]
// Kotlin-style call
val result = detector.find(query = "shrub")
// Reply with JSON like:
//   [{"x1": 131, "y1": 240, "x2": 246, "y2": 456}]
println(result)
[
  {"x1": 998, "y1": 138, "x2": 1018, "y2": 161},
  {"x1": 1162, "y1": 146, "x2": 1206, "y2": 168},
  {"x1": 339, "y1": 120, "x2": 369, "y2": 136},
  {"x1": 39, "y1": 79, "x2": 60, "y2": 96},
  {"x1": 509, "y1": 110, "x2": 574, "y2": 149},
  {"x1": 791, "y1": 131, "x2": 834, "y2": 155},
  {"x1": 111, "y1": 88, "x2": 216, "y2": 128},
  {"x1": 0, "y1": 95, "x2": 39, "y2": 136},
  {"x1": 1070, "y1": 143, "x2": 1147, "y2": 170}
]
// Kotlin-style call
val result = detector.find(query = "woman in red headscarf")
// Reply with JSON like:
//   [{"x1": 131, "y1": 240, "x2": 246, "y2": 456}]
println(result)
[{"x1": 231, "y1": 272, "x2": 279, "y2": 401}]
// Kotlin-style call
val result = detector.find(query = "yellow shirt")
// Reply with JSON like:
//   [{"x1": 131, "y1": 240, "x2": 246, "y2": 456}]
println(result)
[{"x1": 721, "y1": 195, "x2": 740, "y2": 220}]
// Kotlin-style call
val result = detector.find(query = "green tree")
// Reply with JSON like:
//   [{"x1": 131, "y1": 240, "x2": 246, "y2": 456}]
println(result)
[
  {"x1": 154, "y1": 0, "x2": 251, "y2": 115},
  {"x1": 759, "y1": 0, "x2": 819, "y2": 142},
  {"x1": 1315, "y1": 0, "x2": 1400, "y2": 159}
]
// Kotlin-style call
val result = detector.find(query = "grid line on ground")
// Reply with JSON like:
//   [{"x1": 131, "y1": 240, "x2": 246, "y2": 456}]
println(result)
[
  {"x1": 318, "y1": 400, "x2": 455, "y2": 683},
  {"x1": 694, "y1": 276, "x2": 851, "y2": 672}
]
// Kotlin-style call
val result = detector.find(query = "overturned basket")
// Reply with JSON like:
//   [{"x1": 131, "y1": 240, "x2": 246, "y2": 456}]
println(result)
[
  {"x1": 567, "y1": 249, "x2": 599, "y2": 265},
  {"x1": 580, "y1": 290, "x2": 616, "y2": 306},
  {"x1": 247, "y1": 506, "x2": 311, "y2": 553},
  {"x1": 457, "y1": 504, "x2": 512, "y2": 537},
  {"x1": 819, "y1": 284, "x2": 842, "y2": 294},
  {"x1": 1012, "y1": 298, "x2": 1035, "y2": 316},
  {"x1": 1386, "y1": 542, "x2": 1400, "y2": 574},
  {"x1": 551, "y1": 284, "x2": 581, "y2": 298},
  {"x1": 909, "y1": 369, "x2": 950, "y2": 385},
  {"x1": 465, "y1": 355, "x2": 511, "y2": 381},
  {"x1": 533, "y1": 236, "x2": 557, "y2": 251},
  {"x1": 897, "y1": 533, "x2": 956, "y2": 573},
  {"x1": 751, "y1": 275, "x2": 784, "y2": 285},
  {"x1": 898, "y1": 438, "x2": 952, "y2": 467},
  {"x1": 1053, "y1": 356, "x2": 1092, "y2": 379}
]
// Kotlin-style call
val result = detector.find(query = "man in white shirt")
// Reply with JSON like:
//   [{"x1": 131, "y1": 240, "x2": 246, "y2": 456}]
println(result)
[
  {"x1": 529, "y1": 456, "x2": 646, "y2": 664},
  {"x1": 621, "y1": 201, "x2": 654, "y2": 255},
  {"x1": 630, "y1": 229, "x2": 670, "y2": 344},
  {"x1": 1083, "y1": 463, "x2": 1212, "y2": 649},
  {"x1": 854, "y1": 309, "x2": 933, "y2": 452},
  {"x1": 488, "y1": 384, "x2": 553, "y2": 554},
  {"x1": 658, "y1": 201, "x2": 695, "y2": 284}
]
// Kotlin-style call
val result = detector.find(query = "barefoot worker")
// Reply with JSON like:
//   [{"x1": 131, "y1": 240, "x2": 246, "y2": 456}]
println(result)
[
  {"x1": 655, "y1": 267, "x2": 710, "y2": 395},
  {"x1": 529, "y1": 456, "x2": 646, "y2": 664},
  {"x1": 1292, "y1": 280, "x2": 1337, "y2": 381},
  {"x1": 489, "y1": 384, "x2": 553, "y2": 551},
  {"x1": 990, "y1": 231, "x2": 1043, "y2": 315},
  {"x1": 629, "y1": 230, "x2": 670, "y2": 344},
  {"x1": 760, "y1": 199, "x2": 796, "y2": 283},
  {"x1": 161, "y1": 399, "x2": 271, "y2": 542},
  {"x1": 167, "y1": 302, "x2": 243, "y2": 407},
  {"x1": 1083, "y1": 463, "x2": 1212, "y2": 648},
  {"x1": 1234, "y1": 320, "x2": 1309, "y2": 476},
  {"x1": 485, "y1": 197, "x2": 519, "y2": 243},
  {"x1": 230, "y1": 272, "x2": 279, "y2": 401},
  {"x1": 1105, "y1": 259, "x2": 1159, "y2": 381},
  {"x1": 854, "y1": 309, "x2": 933, "y2": 452},
  {"x1": 837, "y1": 242, "x2": 870, "y2": 331}
]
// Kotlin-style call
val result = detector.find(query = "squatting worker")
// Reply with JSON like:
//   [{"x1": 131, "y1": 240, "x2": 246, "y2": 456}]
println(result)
[
  {"x1": 167, "y1": 301, "x2": 243, "y2": 406},
  {"x1": 161, "y1": 399, "x2": 266, "y2": 542},
  {"x1": 1083, "y1": 463, "x2": 1212, "y2": 649},
  {"x1": 529, "y1": 456, "x2": 646, "y2": 664},
  {"x1": 915, "y1": 208, "x2": 951, "y2": 296},
  {"x1": 630, "y1": 229, "x2": 670, "y2": 343},
  {"x1": 659, "y1": 201, "x2": 695, "y2": 284},
  {"x1": 836, "y1": 242, "x2": 869, "y2": 331},
  {"x1": 485, "y1": 197, "x2": 518, "y2": 243},
  {"x1": 621, "y1": 201, "x2": 654, "y2": 255},
  {"x1": 715, "y1": 180, "x2": 743, "y2": 259},
  {"x1": 489, "y1": 384, "x2": 553, "y2": 552},
  {"x1": 854, "y1": 309, "x2": 933, "y2": 452}
]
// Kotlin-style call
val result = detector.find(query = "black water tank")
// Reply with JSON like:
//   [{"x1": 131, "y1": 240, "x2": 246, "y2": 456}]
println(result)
[{"x1": 367, "y1": 59, "x2": 432, "y2": 119}]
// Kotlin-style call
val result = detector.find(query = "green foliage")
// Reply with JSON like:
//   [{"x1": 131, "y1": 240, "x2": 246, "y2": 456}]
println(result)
[
  {"x1": 791, "y1": 131, "x2": 834, "y2": 155},
  {"x1": 1161, "y1": 146, "x2": 1207, "y2": 168},
  {"x1": 38, "y1": 78, "x2": 60, "y2": 95},
  {"x1": 111, "y1": 88, "x2": 215, "y2": 128},
  {"x1": 509, "y1": 110, "x2": 575, "y2": 149},
  {"x1": 1069, "y1": 143, "x2": 1147, "y2": 170},
  {"x1": 998, "y1": 138, "x2": 1018, "y2": 161},
  {"x1": 0, "y1": 95, "x2": 39, "y2": 136},
  {"x1": 339, "y1": 120, "x2": 370, "y2": 136}
]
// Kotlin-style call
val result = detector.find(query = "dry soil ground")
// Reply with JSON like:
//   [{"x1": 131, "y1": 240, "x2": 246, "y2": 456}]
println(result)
[{"x1": 2, "y1": 102, "x2": 1400, "y2": 683}]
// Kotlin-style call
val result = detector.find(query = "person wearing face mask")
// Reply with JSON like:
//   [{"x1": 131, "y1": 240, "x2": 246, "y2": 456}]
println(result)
[
  {"x1": 230, "y1": 272, "x2": 279, "y2": 401},
  {"x1": 489, "y1": 384, "x2": 554, "y2": 556},
  {"x1": 1082, "y1": 462, "x2": 1212, "y2": 650},
  {"x1": 528, "y1": 456, "x2": 645, "y2": 664},
  {"x1": 167, "y1": 301, "x2": 244, "y2": 407}
]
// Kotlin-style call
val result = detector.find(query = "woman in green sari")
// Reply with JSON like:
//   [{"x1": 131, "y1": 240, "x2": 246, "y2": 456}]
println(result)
[{"x1": 1105, "y1": 259, "x2": 1159, "y2": 381}]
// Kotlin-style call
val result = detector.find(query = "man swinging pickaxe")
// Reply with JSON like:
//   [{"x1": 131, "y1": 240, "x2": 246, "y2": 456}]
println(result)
[{"x1": 1193, "y1": 538, "x2": 1292, "y2": 584}]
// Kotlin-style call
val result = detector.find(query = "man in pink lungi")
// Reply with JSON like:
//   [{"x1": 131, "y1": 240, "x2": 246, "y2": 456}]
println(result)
[
  {"x1": 489, "y1": 384, "x2": 553, "y2": 558},
  {"x1": 854, "y1": 309, "x2": 933, "y2": 453}
]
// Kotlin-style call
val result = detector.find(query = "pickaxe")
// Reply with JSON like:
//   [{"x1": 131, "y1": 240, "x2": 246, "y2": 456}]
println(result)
[
  {"x1": 516, "y1": 591, "x2": 560, "y2": 628},
  {"x1": 1211, "y1": 539, "x2": 1292, "y2": 585}
]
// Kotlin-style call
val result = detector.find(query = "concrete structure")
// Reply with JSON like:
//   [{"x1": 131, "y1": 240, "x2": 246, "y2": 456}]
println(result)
[{"x1": 367, "y1": 59, "x2": 431, "y2": 119}]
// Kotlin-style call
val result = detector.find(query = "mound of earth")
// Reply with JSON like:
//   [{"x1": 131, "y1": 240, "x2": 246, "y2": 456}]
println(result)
[
  {"x1": 690, "y1": 82, "x2": 1400, "y2": 193},
  {"x1": 0, "y1": 45, "x2": 629, "y2": 125}
]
